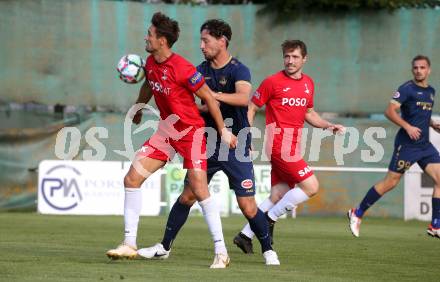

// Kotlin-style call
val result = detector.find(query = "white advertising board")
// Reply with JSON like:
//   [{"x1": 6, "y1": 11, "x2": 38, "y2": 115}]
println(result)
[{"x1": 38, "y1": 160, "x2": 161, "y2": 215}]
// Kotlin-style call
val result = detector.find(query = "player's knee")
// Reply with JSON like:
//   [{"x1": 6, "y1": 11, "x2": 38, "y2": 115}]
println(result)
[
  {"x1": 305, "y1": 184, "x2": 319, "y2": 197},
  {"x1": 384, "y1": 176, "x2": 400, "y2": 190},
  {"x1": 303, "y1": 177, "x2": 319, "y2": 197},
  {"x1": 124, "y1": 174, "x2": 142, "y2": 188},
  {"x1": 186, "y1": 172, "x2": 203, "y2": 186},
  {"x1": 179, "y1": 193, "x2": 197, "y2": 205},
  {"x1": 240, "y1": 204, "x2": 257, "y2": 218},
  {"x1": 308, "y1": 185, "x2": 319, "y2": 197}
]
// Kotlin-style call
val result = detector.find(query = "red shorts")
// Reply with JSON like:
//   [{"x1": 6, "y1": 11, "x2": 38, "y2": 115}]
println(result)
[
  {"x1": 137, "y1": 127, "x2": 207, "y2": 170},
  {"x1": 270, "y1": 155, "x2": 313, "y2": 188}
]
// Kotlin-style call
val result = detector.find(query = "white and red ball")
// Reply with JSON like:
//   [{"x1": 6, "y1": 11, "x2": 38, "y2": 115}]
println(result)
[{"x1": 117, "y1": 54, "x2": 145, "y2": 84}]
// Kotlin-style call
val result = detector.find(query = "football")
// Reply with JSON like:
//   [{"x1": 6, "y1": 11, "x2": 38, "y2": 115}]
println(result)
[{"x1": 117, "y1": 54, "x2": 145, "y2": 84}]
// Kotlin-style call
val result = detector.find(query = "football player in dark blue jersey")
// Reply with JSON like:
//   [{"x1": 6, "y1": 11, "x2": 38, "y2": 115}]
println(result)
[
  {"x1": 138, "y1": 19, "x2": 279, "y2": 265},
  {"x1": 348, "y1": 55, "x2": 440, "y2": 238}
]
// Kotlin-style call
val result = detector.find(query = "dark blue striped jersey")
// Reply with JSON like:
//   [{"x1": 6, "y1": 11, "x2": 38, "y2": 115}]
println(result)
[
  {"x1": 392, "y1": 80, "x2": 436, "y2": 145},
  {"x1": 197, "y1": 57, "x2": 251, "y2": 144}
]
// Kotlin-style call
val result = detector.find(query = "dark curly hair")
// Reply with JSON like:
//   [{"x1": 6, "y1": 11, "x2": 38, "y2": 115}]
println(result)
[
  {"x1": 151, "y1": 12, "x2": 180, "y2": 48},
  {"x1": 200, "y1": 19, "x2": 232, "y2": 47}
]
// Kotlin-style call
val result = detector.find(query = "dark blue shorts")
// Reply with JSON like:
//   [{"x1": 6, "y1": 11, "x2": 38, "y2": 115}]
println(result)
[
  {"x1": 388, "y1": 142, "x2": 440, "y2": 173},
  {"x1": 184, "y1": 147, "x2": 255, "y2": 197}
]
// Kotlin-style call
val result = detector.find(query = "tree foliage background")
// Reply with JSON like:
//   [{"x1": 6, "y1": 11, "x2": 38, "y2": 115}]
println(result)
[
  {"x1": 122, "y1": 0, "x2": 440, "y2": 10},
  {"x1": 254, "y1": 0, "x2": 440, "y2": 10},
  {"x1": 118, "y1": 0, "x2": 440, "y2": 21}
]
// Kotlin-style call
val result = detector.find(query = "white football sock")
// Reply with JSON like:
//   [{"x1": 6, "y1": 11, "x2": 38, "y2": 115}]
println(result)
[
  {"x1": 241, "y1": 198, "x2": 275, "y2": 239},
  {"x1": 268, "y1": 188, "x2": 309, "y2": 221},
  {"x1": 199, "y1": 196, "x2": 227, "y2": 255},
  {"x1": 123, "y1": 188, "x2": 142, "y2": 247}
]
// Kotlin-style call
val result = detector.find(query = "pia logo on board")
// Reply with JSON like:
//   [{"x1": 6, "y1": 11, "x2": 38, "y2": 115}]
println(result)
[{"x1": 41, "y1": 165, "x2": 83, "y2": 211}]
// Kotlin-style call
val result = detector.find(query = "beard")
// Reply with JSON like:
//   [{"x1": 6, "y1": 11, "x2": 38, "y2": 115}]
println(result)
[
  {"x1": 145, "y1": 42, "x2": 153, "y2": 53},
  {"x1": 203, "y1": 48, "x2": 219, "y2": 61},
  {"x1": 285, "y1": 67, "x2": 298, "y2": 76},
  {"x1": 203, "y1": 53, "x2": 214, "y2": 60},
  {"x1": 414, "y1": 74, "x2": 425, "y2": 82}
]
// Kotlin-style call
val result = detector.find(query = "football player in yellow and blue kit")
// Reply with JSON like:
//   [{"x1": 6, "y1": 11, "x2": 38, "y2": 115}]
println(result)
[
  {"x1": 138, "y1": 19, "x2": 279, "y2": 265},
  {"x1": 348, "y1": 55, "x2": 440, "y2": 238}
]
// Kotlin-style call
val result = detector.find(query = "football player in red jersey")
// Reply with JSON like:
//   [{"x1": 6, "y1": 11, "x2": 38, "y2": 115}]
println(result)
[
  {"x1": 107, "y1": 12, "x2": 236, "y2": 269},
  {"x1": 234, "y1": 40, "x2": 345, "y2": 250},
  {"x1": 138, "y1": 19, "x2": 279, "y2": 265}
]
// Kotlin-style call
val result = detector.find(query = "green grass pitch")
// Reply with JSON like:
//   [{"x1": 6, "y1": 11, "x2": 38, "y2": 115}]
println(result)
[{"x1": 0, "y1": 213, "x2": 438, "y2": 281}]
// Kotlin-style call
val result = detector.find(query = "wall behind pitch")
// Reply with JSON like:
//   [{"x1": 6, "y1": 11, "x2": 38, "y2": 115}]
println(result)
[{"x1": 1, "y1": 1, "x2": 439, "y2": 114}]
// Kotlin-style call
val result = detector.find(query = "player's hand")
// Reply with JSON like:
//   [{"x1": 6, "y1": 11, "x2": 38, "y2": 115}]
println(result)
[
  {"x1": 212, "y1": 92, "x2": 221, "y2": 100},
  {"x1": 221, "y1": 128, "x2": 237, "y2": 149},
  {"x1": 212, "y1": 93, "x2": 221, "y2": 105},
  {"x1": 132, "y1": 110, "x2": 142, "y2": 125},
  {"x1": 405, "y1": 125, "x2": 421, "y2": 140},
  {"x1": 327, "y1": 124, "x2": 346, "y2": 135},
  {"x1": 213, "y1": 97, "x2": 221, "y2": 107},
  {"x1": 431, "y1": 122, "x2": 440, "y2": 134}
]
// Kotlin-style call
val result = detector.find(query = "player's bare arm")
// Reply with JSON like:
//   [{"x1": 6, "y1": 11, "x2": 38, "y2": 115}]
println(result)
[
  {"x1": 246, "y1": 101, "x2": 259, "y2": 152},
  {"x1": 247, "y1": 101, "x2": 258, "y2": 127},
  {"x1": 385, "y1": 101, "x2": 421, "y2": 140},
  {"x1": 196, "y1": 96, "x2": 219, "y2": 113},
  {"x1": 213, "y1": 81, "x2": 252, "y2": 107},
  {"x1": 195, "y1": 83, "x2": 238, "y2": 148},
  {"x1": 305, "y1": 108, "x2": 345, "y2": 134},
  {"x1": 197, "y1": 103, "x2": 208, "y2": 113},
  {"x1": 133, "y1": 80, "x2": 153, "y2": 124},
  {"x1": 198, "y1": 81, "x2": 250, "y2": 112}
]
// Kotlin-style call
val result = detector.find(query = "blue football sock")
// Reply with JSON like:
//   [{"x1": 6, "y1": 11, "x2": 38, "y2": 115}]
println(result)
[
  {"x1": 161, "y1": 198, "x2": 191, "y2": 251},
  {"x1": 431, "y1": 197, "x2": 440, "y2": 228},
  {"x1": 248, "y1": 208, "x2": 272, "y2": 253},
  {"x1": 355, "y1": 186, "x2": 382, "y2": 218}
]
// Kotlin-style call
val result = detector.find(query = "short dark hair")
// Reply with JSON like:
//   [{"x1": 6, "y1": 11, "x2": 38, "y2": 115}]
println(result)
[
  {"x1": 281, "y1": 40, "x2": 307, "y2": 57},
  {"x1": 412, "y1": 54, "x2": 431, "y2": 66},
  {"x1": 200, "y1": 19, "x2": 232, "y2": 47},
  {"x1": 151, "y1": 12, "x2": 180, "y2": 48}
]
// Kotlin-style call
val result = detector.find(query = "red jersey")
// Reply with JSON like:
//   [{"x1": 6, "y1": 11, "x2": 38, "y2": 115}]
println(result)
[
  {"x1": 145, "y1": 53, "x2": 205, "y2": 131},
  {"x1": 252, "y1": 71, "x2": 314, "y2": 156}
]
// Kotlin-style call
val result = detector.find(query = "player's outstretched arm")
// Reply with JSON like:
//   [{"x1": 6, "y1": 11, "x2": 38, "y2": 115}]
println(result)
[
  {"x1": 213, "y1": 82, "x2": 252, "y2": 107},
  {"x1": 132, "y1": 80, "x2": 153, "y2": 125},
  {"x1": 195, "y1": 83, "x2": 237, "y2": 148},
  {"x1": 385, "y1": 101, "x2": 421, "y2": 140},
  {"x1": 305, "y1": 108, "x2": 345, "y2": 134}
]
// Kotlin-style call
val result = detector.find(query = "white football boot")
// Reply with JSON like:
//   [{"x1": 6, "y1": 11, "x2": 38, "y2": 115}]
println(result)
[
  {"x1": 427, "y1": 225, "x2": 440, "y2": 238},
  {"x1": 209, "y1": 253, "x2": 230, "y2": 269},
  {"x1": 106, "y1": 243, "x2": 137, "y2": 260},
  {"x1": 347, "y1": 208, "x2": 362, "y2": 237},
  {"x1": 137, "y1": 243, "x2": 170, "y2": 260},
  {"x1": 263, "y1": 250, "x2": 280, "y2": 265}
]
